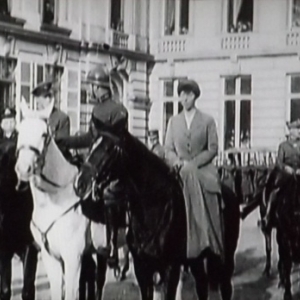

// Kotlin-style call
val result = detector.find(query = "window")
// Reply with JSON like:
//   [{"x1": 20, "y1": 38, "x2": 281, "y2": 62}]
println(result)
[
  {"x1": 292, "y1": 0, "x2": 300, "y2": 27},
  {"x1": 227, "y1": 0, "x2": 253, "y2": 33},
  {"x1": 161, "y1": 78, "x2": 185, "y2": 137},
  {"x1": 164, "y1": 0, "x2": 189, "y2": 35},
  {"x1": 42, "y1": 0, "x2": 56, "y2": 25},
  {"x1": 80, "y1": 71, "x2": 93, "y2": 132},
  {"x1": 223, "y1": 75, "x2": 252, "y2": 150},
  {"x1": 0, "y1": 0, "x2": 9, "y2": 16},
  {"x1": 289, "y1": 74, "x2": 300, "y2": 122},
  {"x1": 110, "y1": 0, "x2": 124, "y2": 31}
]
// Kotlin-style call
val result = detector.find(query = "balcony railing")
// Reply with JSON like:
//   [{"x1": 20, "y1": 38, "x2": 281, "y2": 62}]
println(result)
[
  {"x1": 110, "y1": 29, "x2": 129, "y2": 49},
  {"x1": 221, "y1": 34, "x2": 250, "y2": 50},
  {"x1": 286, "y1": 30, "x2": 300, "y2": 46},
  {"x1": 157, "y1": 36, "x2": 187, "y2": 53}
]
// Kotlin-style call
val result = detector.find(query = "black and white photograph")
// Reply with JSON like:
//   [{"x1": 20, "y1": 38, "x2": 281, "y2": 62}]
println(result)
[{"x1": 0, "y1": 0, "x2": 299, "y2": 299}]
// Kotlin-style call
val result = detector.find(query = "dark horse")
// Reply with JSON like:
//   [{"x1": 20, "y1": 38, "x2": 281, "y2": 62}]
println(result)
[
  {"x1": 74, "y1": 131, "x2": 240, "y2": 300},
  {"x1": 0, "y1": 140, "x2": 38, "y2": 300},
  {"x1": 219, "y1": 164, "x2": 276, "y2": 278}
]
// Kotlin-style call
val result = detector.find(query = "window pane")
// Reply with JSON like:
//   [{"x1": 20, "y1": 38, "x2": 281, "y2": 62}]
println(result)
[
  {"x1": 291, "y1": 99, "x2": 300, "y2": 122},
  {"x1": 164, "y1": 0, "x2": 175, "y2": 35},
  {"x1": 292, "y1": 0, "x2": 300, "y2": 27},
  {"x1": 240, "y1": 100, "x2": 251, "y2": 148},
  {"x1": 21, "y1": 62, "x2": 30, "y2": 83},
  {"x1": 37, "y1": 65, "x2": 44, "y2": 84},
  {"x1": 111, "y1": 0, "x2": 123, "y2": 31},
  {"x1": 43, "y1": 0, "x2": 55, "y2": 24},
  {"x1": 291, "y1": 75, "x2": 300, "y2": 93},
  {"x1": 224, "y1": 101, "x2": 235, "y2": 150},
  {"x1": 68, "y1": 70, "x2": 78, "y2": 88},
  {"x1": 241, "y1": 75, "x2": 251, "y2": 95},
  {"x1": 228, "y1": 0, "x2": 253, "y2": 33},
  {"x1": 163, "y1": 80, "x2": 174, "y2": 97},
  {"x1": 225, "y1": 77, "x2": 236, "y2": 95},
  {"x1": 180, "y1": 0, "x2": 189, "y2": 34},
  {"x1": 67, "y1": 92, "x2": 78, "y2": 108}
]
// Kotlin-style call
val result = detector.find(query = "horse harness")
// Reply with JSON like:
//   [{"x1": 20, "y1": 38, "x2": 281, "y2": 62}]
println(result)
[{"x1": 17, "y1": 121, "x2": 81, "y2": 260}]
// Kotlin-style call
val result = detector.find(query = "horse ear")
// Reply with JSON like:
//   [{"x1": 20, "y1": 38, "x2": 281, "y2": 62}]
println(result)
[
  {"x1": 20, "y1": 97, "x2": 31, "y2": 118},
  {"x1": 38, "y1": 98, "x2": 55, "y2": 119}
]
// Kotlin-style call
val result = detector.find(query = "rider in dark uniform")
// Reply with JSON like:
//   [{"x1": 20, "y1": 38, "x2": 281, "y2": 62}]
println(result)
[
  {"x1": 57, "y1": 65, "x2": 128, "y2": 266},
  {"x1": 0, "y1": 107, "x2": 38, "y2": 300},
  {"x1": 148, "y1": 129, "x2": 165, "y2": 160},
  {"x1": 263, "y1": 119, "x2": 300, "y2": 231}
]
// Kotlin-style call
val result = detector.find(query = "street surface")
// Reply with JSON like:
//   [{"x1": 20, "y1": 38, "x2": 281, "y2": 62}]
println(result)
[{"x1": 11, "y1": 210, "x2": 300, "y2": 299}]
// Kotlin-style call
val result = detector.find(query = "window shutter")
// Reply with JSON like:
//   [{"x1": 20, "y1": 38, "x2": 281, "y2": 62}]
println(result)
[{"x1": 61, "y1": 67, "x2": 80, "y2": 134}]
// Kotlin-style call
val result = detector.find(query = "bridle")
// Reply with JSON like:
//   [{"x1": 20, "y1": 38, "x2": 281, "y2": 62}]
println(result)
[{"x1": 16, "y1": 121, "x2": 72, "y2": 190}]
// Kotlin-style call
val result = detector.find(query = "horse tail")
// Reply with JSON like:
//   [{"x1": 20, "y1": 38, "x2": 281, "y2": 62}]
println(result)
[{"x1": 206, "y1": 254, "x2": 222, "y2": 291}]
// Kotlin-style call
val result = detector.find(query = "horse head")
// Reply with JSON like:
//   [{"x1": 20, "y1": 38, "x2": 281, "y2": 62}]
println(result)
[
  {"x1": 74, "y1": 132, "x2": 123, "y2": 200},
  {"x1": 15, "y1": 99, "x2": 53, "y2": 182}
]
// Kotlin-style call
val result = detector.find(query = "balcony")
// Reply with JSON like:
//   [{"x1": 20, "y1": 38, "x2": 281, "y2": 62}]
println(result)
[
  {"x1": 286, "y1": 30, "x2": 300, "y2": 47},
  {"x1": 157, "y1": 36, "x2": 187, "y2": 54},
  {"x1": 221, "y1": 33, "x2": 250, "y2": 50},
  {"x1": 109, "y1": 29, "x2": 129, "y2": 49}
]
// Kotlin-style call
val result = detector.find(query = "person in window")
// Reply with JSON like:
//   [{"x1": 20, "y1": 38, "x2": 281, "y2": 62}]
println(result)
[
  {"x1": 43, "y1": 0, "x2": 54, "y2": 24},
  {"x1": 165, "y1": 79, "x2": 224, "y2": 259},
  {"x1": 0, "y1": 0, "x2": 9, "y2": 16},
  {"x1": 262, "y1": 119, "x2": 300, "y2": 231},
  {"x1": 56, "y1": 65, "x2": 128, "y2": 267},
  {"x1": 148, "y1": 129, "x2": 165, "y2": 160}
]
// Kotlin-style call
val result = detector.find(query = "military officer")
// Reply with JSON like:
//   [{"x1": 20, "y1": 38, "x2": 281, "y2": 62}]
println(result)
[
  {"x1": 57, "y1": 65, "x2": 128, "y2": 266},
  {"x1": 263, "y1": 119, "x2": 300, "y2": 231},
  {"x1": 148, "y1": 129, "x2": 165, "y2": 160}
]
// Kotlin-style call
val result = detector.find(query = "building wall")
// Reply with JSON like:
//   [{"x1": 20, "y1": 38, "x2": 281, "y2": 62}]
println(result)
[{"x1": 148, "y1": 0, "x2": 300, "y2": 150}]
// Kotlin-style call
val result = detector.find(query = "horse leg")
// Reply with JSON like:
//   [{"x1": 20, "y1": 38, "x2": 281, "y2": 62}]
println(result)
[
  {"x1": 190, "y1": 259, "x2": 208, "y2": 300},
  {"x1": 64, "y1": 254, "x2": 82, "y2": 300},
  {"x1": 175, "y1": 265, "x2": 189, "y2": 300},
  {"x1": 20, "y1": 244, "x2": 38, "y2": 300},
  {"x1": 163, "y1": 264, "x2": 181, "y2": 300},
  {"x1": 79, "y1": 253, "x2": 96, "y2": 300},
  {"x1": 41, "y1": 249, "x2": 63, "y2": 300},
  {"x1": 120, "y1": 245, "x2": 130, "y2": 281},
  {"x1": 0, "y1": 252, "x2": 13, "y2": 300},
  {"x1": 282, "y1": 257, "x2": 292, "y2": 300},
  {"x1": 220, "y1": 255, "x2": 234, "y2": 300},
  {"x1": 262, "y1": 230, "x2": 272, "y2": 277},
  {"x1": 132, "y1": 255, "x2": 154, "y2": 300},
  {"x1": 95, "y1": 254, "x2": 107, "y2": 300}
]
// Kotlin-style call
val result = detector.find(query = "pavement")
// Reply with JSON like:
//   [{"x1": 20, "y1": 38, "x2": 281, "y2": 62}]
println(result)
[{"x1": 10, "y1": 209, "x2": 300, "y2": 300}]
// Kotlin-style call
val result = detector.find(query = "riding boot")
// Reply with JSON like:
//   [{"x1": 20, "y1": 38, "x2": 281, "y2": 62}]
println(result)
[
  {"x1": 262, "y1": 188, "x2": 280, "y2": 232},
  {"x1": 0, "y1": 253, "x2": 12, "y2": 300},
  {"x1": 21, "y1": 244, "x2": 38, "y2": 300}
]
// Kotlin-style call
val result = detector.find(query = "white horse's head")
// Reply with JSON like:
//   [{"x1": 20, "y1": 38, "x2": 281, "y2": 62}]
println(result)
[{"x1": 15, "y1": 98, "x2": 54, "y2": 181}]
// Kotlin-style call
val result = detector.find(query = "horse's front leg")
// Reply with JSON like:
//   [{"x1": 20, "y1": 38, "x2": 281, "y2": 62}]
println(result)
[
  {"x1": 262, "y1": 230, "x2": 272, "y2": 277},
  {"x1": 64, "y1": 253, "x2": 82, "y2": 300},
  {"x1": 41, "y1": 249, "x2": 64, "y2": 300},
  {"x1": 162, "y1": 264, "x2": 181, "y2": 300},
  {"x1": 0, "y1": 252, "x2": 13, "y2": 300},
  {"x1": 21, "y1": 243, "x2": 39, "y2": 300}
]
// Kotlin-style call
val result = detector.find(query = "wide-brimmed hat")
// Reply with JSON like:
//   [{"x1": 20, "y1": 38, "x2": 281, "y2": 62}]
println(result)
[
  {"x1": 32, "y1": 80, "x2": 57, "y2": 97},
  {"x1": 286, "y1": 119, "x2": 300, "y2": 129},
  {"x1": 177, "y1": 79, "x2": 201, "y2": 99}
]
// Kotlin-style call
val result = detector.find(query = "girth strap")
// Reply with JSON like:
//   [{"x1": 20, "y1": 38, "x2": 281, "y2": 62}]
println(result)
[{"x1": 31, "y1": 200, "x2": 82, "y2": 261}]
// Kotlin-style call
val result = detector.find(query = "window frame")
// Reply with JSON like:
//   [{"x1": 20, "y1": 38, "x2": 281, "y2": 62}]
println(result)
[
  {"x1": 287, "y1": 73, "x2": 300, "y2": 123},
  {"x1": 221, "y1": 75, "x2": 252, "y2": 150},
  {"x1": 289, "y1": 0, "x2": 300, "y2": 29},
  {"x1": 162, "y1": 0, "x2": 190, "y2": 36},
  {"x1": 110, "y1": 0, "x2": 125, "y2": 32},
  {"x1": 41, "y1": 0, "x2": 59, "y2": 25}
]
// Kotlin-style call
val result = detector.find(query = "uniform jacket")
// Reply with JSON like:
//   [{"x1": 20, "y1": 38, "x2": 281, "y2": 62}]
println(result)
[
  {"x1": 59, "y1": 98, "x2": 128, "y2": 150},
  {"x1": 49, "y1": 107, "x2": 70, "y2": 139},
  {"x1": 165, "y1": 109, "x2": 221, "y2": 193},
  {"x1": 277, "y1": 139, "x2": 300, "y2": 170}
]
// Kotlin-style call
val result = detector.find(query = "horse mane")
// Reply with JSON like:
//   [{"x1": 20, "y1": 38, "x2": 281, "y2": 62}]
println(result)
[{"x1": 123, "y1": 131, "x2": 171, "y2": 175}]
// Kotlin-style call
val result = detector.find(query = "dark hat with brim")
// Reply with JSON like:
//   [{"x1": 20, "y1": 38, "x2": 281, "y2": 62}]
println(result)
[
  {"x1": 1, "y1": 107, "x2": 16, "y2": 120},
  {"x1": 286, "y1": 119, "x2": 300, "y2": 129},
  {"x1": 32, "y1": 80, "x2": 56, "y2": 97},
  {"x1": 148, "y1": 129, "x2": 159, "y2": 139},
  {"x1": 177, "y1": 79, "x2": 201, "y2": 99}
]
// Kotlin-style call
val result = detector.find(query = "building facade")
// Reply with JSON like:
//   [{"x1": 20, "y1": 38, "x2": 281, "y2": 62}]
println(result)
[
  {"x1": 148, "y1": 0, "x2": 300, "y2": 151},
  {"x1": 0, "y1": 0, "x2": 152, "y2": 141}
]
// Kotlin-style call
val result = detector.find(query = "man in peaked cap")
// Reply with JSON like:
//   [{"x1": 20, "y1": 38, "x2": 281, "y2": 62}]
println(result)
[
  {"x1": 32, "y1": 80, "x2": 70, "y2": 140},
  {"x1": 148, "y1": 129, "x2": 165, "y2": 160},
  {"x1": 0, "y1": 107, "x2": 17, "y2": 141},
  {"x1": 263, "y1": 119, "x2": 300, "y2": 231},
  {"x1": 56, "y1": 65, "x2": 128, "y2": 267}
]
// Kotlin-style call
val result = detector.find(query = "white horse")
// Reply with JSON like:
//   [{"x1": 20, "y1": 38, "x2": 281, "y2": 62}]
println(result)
[{"x1": 15, "y1": 100, "x2": 108, "y2": 300}]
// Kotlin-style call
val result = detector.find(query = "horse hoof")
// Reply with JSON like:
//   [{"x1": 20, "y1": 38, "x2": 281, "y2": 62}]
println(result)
[{"x1": 119, "y1": 273, "x2": 127, "y2": 281}]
